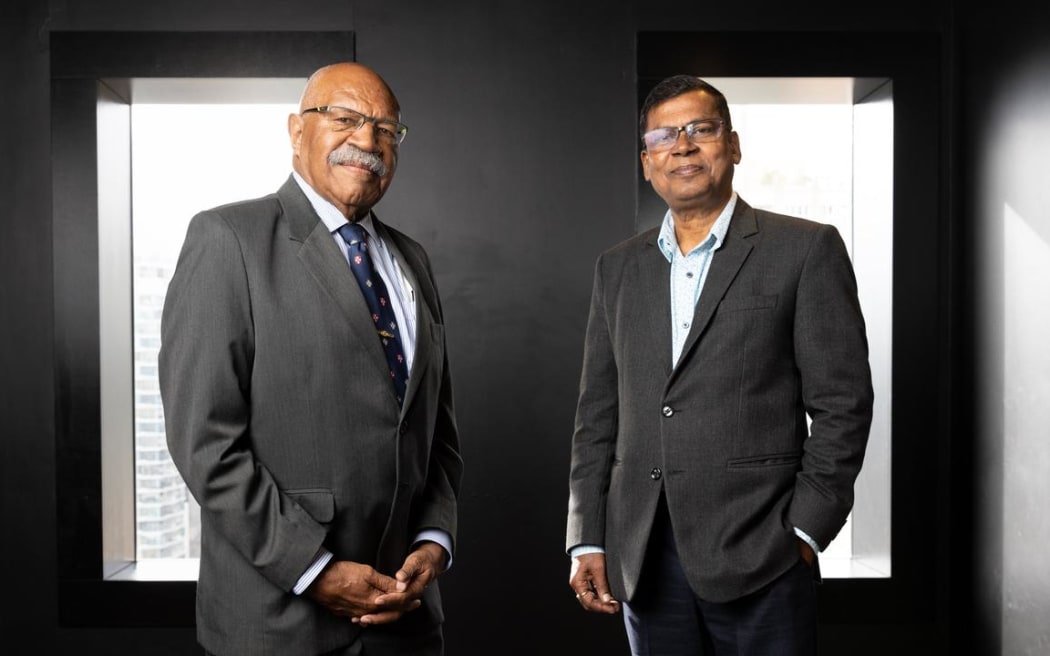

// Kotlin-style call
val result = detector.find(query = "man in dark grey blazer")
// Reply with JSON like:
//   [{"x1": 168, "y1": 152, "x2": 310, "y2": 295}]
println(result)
[
  {"x1": 566, "y1": 75, "x2": 874, "y2": 655},
  {"x1": 159, "y1": 62, "x2": 462, "y2": 655}
]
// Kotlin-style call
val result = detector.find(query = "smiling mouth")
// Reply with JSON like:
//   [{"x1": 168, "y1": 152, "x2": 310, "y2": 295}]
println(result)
[
  {"x1": 671, "y1": 164, "x2": 703, "y2": 175},
  {"x1": 337, "y1": 162, "x2": 376, "y2": 175}
]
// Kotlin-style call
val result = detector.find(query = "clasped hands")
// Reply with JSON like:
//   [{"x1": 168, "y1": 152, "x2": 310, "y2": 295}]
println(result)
[{"x1": 306, "y1": 541, "x2": 446, "y2": 626}]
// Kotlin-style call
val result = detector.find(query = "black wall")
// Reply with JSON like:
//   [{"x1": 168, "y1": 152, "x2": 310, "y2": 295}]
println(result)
[{"x1": 4, "y1": 0, "x2": 1048, "y2": 653}]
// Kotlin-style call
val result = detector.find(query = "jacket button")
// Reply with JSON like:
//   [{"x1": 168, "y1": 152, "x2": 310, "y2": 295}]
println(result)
[
  {"x1": 662, "y1": 406, "x2": 673, "y2": 417},
  {"x1": 650, "y1": 467, "x2": 662, "y2": 480},
  {"x1": 399, "y1": 422, "x2": 408, "y2": 435}
]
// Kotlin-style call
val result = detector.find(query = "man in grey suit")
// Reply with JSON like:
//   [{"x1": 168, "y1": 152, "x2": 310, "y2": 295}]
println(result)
[
  {"x1": 566, "y1": 75, "x2": 874, "y2": 655},
  {"x1": 159, "y1": 62, "x2": 462, "y2": 655}
]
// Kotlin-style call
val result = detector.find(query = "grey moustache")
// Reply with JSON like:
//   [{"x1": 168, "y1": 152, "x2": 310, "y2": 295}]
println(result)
[{"x1": 329, "y1": 146, "x2": 388, "y2": 177}]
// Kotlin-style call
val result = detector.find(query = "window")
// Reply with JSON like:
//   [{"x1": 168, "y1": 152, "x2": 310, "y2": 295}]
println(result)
[
  {"x1": 720, "y1": 78, "x2": 892, "y2": 579},
  {"x1": 51, "y1": 30, "x2": 354, "y2": 627},
  {"x1": 117, "y1": 79, "x2": 302, "y2": 565},
  {"x1": 100, "y1": 81, "x2": 302, "y2": 572}
]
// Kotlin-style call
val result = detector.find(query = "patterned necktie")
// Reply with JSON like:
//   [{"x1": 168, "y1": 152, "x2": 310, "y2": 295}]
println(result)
[{"x1": 337, "y1": 222, "x2": 409, "y2": 405}]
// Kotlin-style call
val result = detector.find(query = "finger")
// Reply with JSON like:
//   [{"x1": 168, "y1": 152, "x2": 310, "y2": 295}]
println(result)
[
  {"x1": 394, "y1": 559, "x2": 422, "y2": 591},
  {"x1": 354, "y1": 610, "x2": 401, "y2": 626},
  {"x1": 589, "y1": 574, "x2": 618, "y2": 606},
  {"x1": 396, "y1": 553, "x2": 437, "y2": 592},
  {"x1": 372, "y1": 590, "x2": 421, "y2": 607},
  {"x1": 356, "y1": 600, "x2": 422, "y2": 625},
  {"x1": 576, "y1": 588, "x2": 620, "y2": 615}
]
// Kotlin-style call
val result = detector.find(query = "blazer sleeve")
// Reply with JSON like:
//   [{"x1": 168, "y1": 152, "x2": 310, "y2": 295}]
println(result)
[
  {"x1": 565, "y1": 253, "x2": 619, "y2": 553},
  {"x1": 788, "y1": 224, "x2": 875, "y2": 549},
  {"x1": 159, "y1": 210, "x2": 327, "y2": 591}
]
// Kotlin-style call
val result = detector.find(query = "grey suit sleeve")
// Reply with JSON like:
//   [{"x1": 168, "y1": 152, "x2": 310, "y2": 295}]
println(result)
[
  {"x1": 788, "y1": 224, "x2": 875, "y2": 549},
  {"x1": 159, "y1": 211, "x2": 327, "y2": 591},
  {"x1": 566, "y1": 254, "x2": 619, "y2": 553}
]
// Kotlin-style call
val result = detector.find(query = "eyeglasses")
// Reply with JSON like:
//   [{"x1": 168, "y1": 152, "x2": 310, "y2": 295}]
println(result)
[
  {"x1": 642, "y1": 119, "x2": 726, "y2": 152},
  {"x1": 301, "y1": 106, "x2": 408, "y2": 145}
]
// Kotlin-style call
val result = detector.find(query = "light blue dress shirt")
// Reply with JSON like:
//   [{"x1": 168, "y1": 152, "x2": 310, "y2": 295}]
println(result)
[{"x1": 658, "y1": 196, "x2": 735, "y2": 367}]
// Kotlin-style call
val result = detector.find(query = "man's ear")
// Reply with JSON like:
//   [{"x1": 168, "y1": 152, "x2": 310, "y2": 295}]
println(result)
[
  {"x1": 729, "y1": 130, "x2": 741, "y2": 165},
  {"x1": 640, "y1": 150, "x2": 652, "y2": 181},
  {"x1": 288, "y1": 113, "x2": 304, "y2": 156}
]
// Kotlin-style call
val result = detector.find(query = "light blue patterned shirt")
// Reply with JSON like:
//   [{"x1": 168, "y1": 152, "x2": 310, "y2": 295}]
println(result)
[{"x1": 656, "y1": 194, "x2": 737, "y2": 367}]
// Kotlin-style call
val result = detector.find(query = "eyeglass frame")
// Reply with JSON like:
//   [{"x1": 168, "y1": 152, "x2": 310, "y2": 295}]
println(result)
[
  {"x1": 301, "y1": 105, "x2": 409, "y2": 145},
  {"x1": 642, "y1": 118, "x2": 727, "y2": 152}
]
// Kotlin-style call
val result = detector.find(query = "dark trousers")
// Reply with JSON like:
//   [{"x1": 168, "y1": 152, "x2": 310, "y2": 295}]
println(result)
[{"x1": 623, "y1": 501, "x2": 818, "y2": 656}]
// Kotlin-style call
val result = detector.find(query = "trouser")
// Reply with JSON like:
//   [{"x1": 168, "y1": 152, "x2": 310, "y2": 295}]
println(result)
[{"x1": 623, "y1": 500, "x2": 818, "y2": 656}]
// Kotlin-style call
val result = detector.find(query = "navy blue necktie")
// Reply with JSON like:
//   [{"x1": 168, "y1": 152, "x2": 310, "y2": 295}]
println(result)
[{"x1": 337, "y1": 222, "x2": 409, "y2": 405}]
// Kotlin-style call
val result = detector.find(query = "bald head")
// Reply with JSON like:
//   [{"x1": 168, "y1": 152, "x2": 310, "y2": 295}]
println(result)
[
  {"x1": 299, "y1": 62, "x2": 400, "y2": 115},
  {"x1": 289, "y1": 62, "x2": 403, "y2": 219}
]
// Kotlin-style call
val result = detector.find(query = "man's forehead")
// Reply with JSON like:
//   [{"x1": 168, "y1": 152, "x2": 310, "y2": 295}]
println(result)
[
  {"x1": 647, "y1": 91, "x2": 714, "y2": 125},
  {"x1": 316, "y1": 82, "x2": 399, "y2": 115},
  {"x1": 656, "y1": 90, "x2": 712, "y2": 112}
]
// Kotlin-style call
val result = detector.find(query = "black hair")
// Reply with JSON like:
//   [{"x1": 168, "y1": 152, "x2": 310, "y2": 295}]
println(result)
[{"x1": 638, "y1": 75, "x2": 733, "y2": 142}]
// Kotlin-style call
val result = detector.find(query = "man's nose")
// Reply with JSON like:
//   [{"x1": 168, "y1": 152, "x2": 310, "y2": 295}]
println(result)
[
  {"x1": 670, "y1": 128, "x2": 697, "y2": 153},
  {"x1": 346, "y1": 120, "x2": 381, "y2": 153}
]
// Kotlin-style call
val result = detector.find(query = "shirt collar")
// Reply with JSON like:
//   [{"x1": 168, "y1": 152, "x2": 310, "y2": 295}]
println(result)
[
  {"x1": 657, "y1": 192, "x2": 737, "y2": 263},
  {"x1": 291, "y1": 170, "x2": 376, "y2": 237}
]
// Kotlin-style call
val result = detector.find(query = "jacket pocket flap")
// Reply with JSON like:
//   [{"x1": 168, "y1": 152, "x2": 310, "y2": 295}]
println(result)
[{"x1": 288, "y1": 488, "x2": 335, "y2": 522}]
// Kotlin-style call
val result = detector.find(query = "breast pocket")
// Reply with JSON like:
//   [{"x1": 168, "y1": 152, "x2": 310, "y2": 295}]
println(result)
[{"x1": 717, "y1": 294, "x2": 778, "y2": 313}]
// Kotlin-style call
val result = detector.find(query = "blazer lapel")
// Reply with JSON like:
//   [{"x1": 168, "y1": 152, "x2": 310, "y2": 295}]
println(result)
[
  {"x1": 672, "y1": 202, "x2": 758, "y2": 380},
  {"x1": 278, "y1": 178, "x2": 394, "y2": 385},
  {"x1": 640, "y1": 230, "x2": 675, "y2": 378}
]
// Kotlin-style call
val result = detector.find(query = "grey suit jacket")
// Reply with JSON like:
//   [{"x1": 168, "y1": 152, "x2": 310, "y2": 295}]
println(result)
[
  {"x1": 159, "y1": 176, "x2": 463, "y2": 655},
  {"x1": 566, "y1": 198, "x2": 873, "y2": 604}
]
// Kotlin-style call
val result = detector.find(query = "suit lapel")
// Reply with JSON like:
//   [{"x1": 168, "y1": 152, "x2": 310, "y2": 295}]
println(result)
[
  {"x1": 672, "y1": 202, "x2": 758, "y2": 380},
  {"x1": 278, "y1": 178, "x2": 394, "y2": 386},
  {"x1": 639, "y1": 230, "x2": 675, "y2": 378}
]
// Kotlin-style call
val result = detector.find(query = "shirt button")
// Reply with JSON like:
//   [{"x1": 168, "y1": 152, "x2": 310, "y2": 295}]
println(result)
[
  {"x1": 686, "y1": 271, "x2": 694, "y2": 278},
  {"x1": 682, "y1": 322, "x2": 689, "y2": 329},
  {"x1": 650, "y1": 467, "x2": 662, "y2": 480},
  {"x1": 662, "y1": 406, "x2": 673, "y2": 417}
]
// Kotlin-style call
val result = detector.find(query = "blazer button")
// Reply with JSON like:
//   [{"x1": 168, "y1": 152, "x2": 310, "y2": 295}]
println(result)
[
  {"x1": 662, "y1": 406, "x2": 674, "y2": 417},
  {"x1": 399, "y1": 422, "x2": 408, "y2": 435},
  {"x1": 650, "y1": 467, "x2": 662, "y2": 480}
]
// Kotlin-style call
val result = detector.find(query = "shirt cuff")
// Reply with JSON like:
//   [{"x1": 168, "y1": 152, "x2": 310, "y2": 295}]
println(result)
[
  {"x1": 413, "y1": 529, "x2": 454, "y2": 570},
  {"x1": 292, "y1": 547, "x2": 334, "y2": 595},
  {"x1": 569, "y1": 544, "x2": 605, "y2": 559},
  {"x1": 793, "y1": 527, "x2": 821, "y2": 554}
]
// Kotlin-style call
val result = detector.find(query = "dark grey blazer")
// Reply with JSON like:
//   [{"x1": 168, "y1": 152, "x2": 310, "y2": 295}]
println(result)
[
  {"x1": 566, "y1": 198, "x2": 873, "y2": 604},
  {"x1": 159, "y1": 176, "x2": 462, "y2": 655}
]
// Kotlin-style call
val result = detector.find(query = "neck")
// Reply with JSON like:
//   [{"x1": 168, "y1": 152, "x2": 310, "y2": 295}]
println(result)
[
  {"x1": 669, "y1": 192, "x2": 731, "y2": 253},
  {"x1": 671, "y1": 207, "x2": 722, "y2": 253}
]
